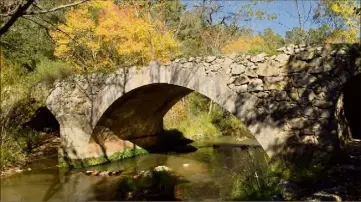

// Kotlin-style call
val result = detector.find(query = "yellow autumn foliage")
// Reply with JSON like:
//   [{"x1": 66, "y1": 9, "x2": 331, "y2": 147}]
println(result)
[
  {"x1": 51, "y1": 0, "x2": 179, "y2": 71},
  {"x1": 322, "y1": 0, "x2": 360, "y2": 43},
  {"x1": 222, "y1": 36, "x2": 266, "y2": 55}
]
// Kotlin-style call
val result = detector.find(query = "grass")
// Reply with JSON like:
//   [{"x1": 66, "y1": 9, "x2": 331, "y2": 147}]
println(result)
[
  {"x1": 225, "y1": 152, "x2": 282, "y2": 201},
  {"x1": 58, "y1": 147, "x2": 149, "y2": 168},
  {"x1": 30, "y1": 59, "x2": 73, "y2": 85}
]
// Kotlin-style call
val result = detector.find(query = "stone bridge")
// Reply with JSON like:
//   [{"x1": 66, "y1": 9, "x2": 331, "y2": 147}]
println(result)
[{"x1": 46, "y1": 44, "x2": 361, "y2": 167}]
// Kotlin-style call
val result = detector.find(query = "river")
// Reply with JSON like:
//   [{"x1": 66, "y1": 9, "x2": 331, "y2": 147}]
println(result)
[{"x1": 0, "y1": 137, "x2": 267, "y2": 201}]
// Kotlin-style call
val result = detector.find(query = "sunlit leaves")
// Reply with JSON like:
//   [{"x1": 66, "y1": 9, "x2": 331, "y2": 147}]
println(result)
[
  {"x1": 314, "y1": 0, "x2": 360, "y2": 43},
  {"x1": 222, "y1": 35, "x2": 266, "y2": 54},
  {"x1": 51, "y1": 0, "x2": 179, "y2": 71}
]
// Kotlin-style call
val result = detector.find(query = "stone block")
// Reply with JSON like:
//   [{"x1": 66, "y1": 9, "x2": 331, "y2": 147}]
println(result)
[
  {"x1": 288, "y1": 90, "x2": 300, "y2": 101},
  {"x1": 206, "y1": 56, "x2": 216, "y2": 63},
  {"x1": 251, "y1": 53, "x2": 266, "y2": 62},
  {"x1": 313, "y1": 100, "x2": 333, "y2": 108},
  {"x1": 292, "y1": 74, "x2": 317, "y2": 87},
  {"x1": 231, "y1": 64, "x2": 246, "y2": 75},
  {"x1": 297, "y1": 50, "x2": 315, "y2": 61},
  {"x1": 264, "y1": 76, "x2": 285, "y2": 83},
  {"x1": 287, "y1": 60, "x2": 310, "y2": 73},
  {"x1": 223, "y1": 57, "x2": 233, "y2": 67},
  {"x1": 183, "y1": 62, "x2": 193, "y2": 68},
  {"x1": 248, "y1": 79, "x2": 263, "y2": 92},
  {"x1": 235, "y1": 84, "x2": 248, "y2": 93},
  {"x1": 256, "y1": 91, "x2": 269, "y2": 98},
  {"x1": 275, "y1": 91, "x2": 289, "y2": 101},
  {"x1": 289, "y1": 117, "x2": 308, "y2": 129},
  {"x1": 245, "y1": 67, "x2": 258, "y2": 77},
  {"x1": 234, "y1": 75, "x2": 250, "y2": 85},
  {"x1": 256, "y1": 62, "x2": 281, "y2": 76},
  {"x1": 275, "y1": 53, "x2": 290, "y2": 65}
]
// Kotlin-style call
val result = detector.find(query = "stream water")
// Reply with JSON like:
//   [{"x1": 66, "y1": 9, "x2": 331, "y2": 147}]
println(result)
[{"x1": 0, "y1": 137, "x2": 267, "y2": 201}]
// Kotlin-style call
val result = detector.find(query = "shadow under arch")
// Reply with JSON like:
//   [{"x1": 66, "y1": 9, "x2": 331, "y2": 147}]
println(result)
[
  {"x1": 90, "y1": 83, "x2": 192, "y2": 155},
  {"x1": 337, "y1": 74, "x2": 361, "y2": 141},
  {"x1": 23, "y1": 106, "x2": 60, "y2": 134},
  {"x1": 89, "y1": 83, "x2": 252, "y2": 161}
]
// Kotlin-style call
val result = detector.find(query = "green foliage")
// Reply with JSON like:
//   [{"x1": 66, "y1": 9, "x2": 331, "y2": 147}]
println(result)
[
  {"x1": 31, "y1": 59, "x2": 73, "y2": 85},
  {"x1": 164, "y1": 92, "x2": 253, "y2": 142},
  {"x1": 0, "y1": 58, "x2": 60, "y2": 169},
  {"x1": 0, "y1": 18, "x2": 55, "y2": 70},
  {"x1": 313, "y1": 0, "x2": 360, "y2": 43},
  {"x1": 0, "y1": 3, "x2": 68, "y2": 169},
  {"x1": 0, "y1": 129, "x2": 27, "y2": 168},
  {"x1": 215, "y1": 116, "x2": 253, "y2": 138},
  {"x1": 285, "y1": 25, "x2": 332, "y2": 45},
  {"x1": 261, "y1": 28, "x2": 285, "y2": 53},
  {"x1": 269, "y1": 153, "x2": 331, "y2": 183},
  {"x1": 173, "y1": 113, "x2": 222, "y2": 142},
  {"x1": 187, "y1": 92, "x2": 210, "y2": 115}
]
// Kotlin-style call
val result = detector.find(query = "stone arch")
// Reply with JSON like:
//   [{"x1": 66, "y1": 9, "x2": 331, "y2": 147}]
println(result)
[
  {"x1": 47, "y1": 62, "x2": 287, "y2": 167},
  {"x1": 45, "y1": 44, "x2": 361, "y2": 167}
]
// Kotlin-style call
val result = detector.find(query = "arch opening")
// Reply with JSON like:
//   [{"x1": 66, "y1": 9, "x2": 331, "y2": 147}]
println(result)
[
  {"x1": 90, "y1": 83, "x2": 194, "y2": 156},
  {"x1": 24, "y1": 106, "x2": 60, "y2": 135},
  {"x1": 90, "y1": 83, "x2": 258, "y2": 159},
  {"x1": 342, "y1": 74, "x2": 361, "y2": 140}
]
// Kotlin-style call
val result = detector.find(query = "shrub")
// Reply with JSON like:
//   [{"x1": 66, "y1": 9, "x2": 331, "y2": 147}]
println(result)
[
  {"x1": 227, "y1": 152, "x2": 282, "y2": 201},
  {"x1": 31, "y1": 59, "x2": 73, "y2": 85},
  {"x1": 164, "y1": 92, "x2": 254, "y2": 141},
  {"x1": 0, "y1": 58, "x2": 54, "y2": 169}
]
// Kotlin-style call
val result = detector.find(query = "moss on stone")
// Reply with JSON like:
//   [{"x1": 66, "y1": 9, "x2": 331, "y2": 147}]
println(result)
[{"x1": 58, "y1": 147, "x2": 148, "y2": 168}]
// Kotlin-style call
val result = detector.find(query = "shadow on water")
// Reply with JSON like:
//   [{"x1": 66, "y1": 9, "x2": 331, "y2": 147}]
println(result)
[{"x1": 146, "y1": 129, "x2": 198, "y2": 154}]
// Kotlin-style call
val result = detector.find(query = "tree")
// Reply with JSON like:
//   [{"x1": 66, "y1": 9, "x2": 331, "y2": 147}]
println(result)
[
  {"x1": 262, "y1": 28, "x2": 284, "y2": 52},
  {"x1": 51, "y1": 0, "x2": 179, "y2": 71},
  {"x1": 222, "y1": 35, "x2": 266, "y2": 54},
  {"x1": 285, "y1": 27, "x2": 308, "y2": 45},
  {"x1": 0, "y1": 0, "x2": 90, "y2": 36},
  {"x1": 285, "y1": 25, "x2": 332, "y2": 46},
  {"x1": 313, "y1": 0, "x2": 360, "y2": 43},
  {"x1": 0, "y1": 18, "x2": 54, "y2": 71}
]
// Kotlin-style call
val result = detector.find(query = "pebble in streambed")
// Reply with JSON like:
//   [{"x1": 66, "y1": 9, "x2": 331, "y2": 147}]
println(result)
[{"x1": 82, "y1": 170, "x2": 123, "y2": 176}]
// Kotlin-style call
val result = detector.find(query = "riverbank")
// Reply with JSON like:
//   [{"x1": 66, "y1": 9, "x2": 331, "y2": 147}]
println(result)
[
  {"x1": 0, "y1": 134, "x2": 60, "y2": 178},
  {"x1": 273, "y1": 139, "x2": 361, "y2": 201}
]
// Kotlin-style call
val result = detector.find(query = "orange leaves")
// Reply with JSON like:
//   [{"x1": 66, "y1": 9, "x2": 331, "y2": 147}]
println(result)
[{"x1": 51, "y1": 0, "x2": 179, "y2": 71}]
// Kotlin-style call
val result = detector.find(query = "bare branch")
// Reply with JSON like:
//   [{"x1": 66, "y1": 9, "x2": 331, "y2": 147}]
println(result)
[
  {"x1": 1, "y1": 0, "x2": 90, "y2": 36},
  {"x1": 26, "y1": 0, "x2": 90, "y2": 15},
  {"x1": 174, "y1": 10, "x2": 188, "y2": 37},
  {"x1": 294, "y1": 0, "x2": 303, "y2": 31},
  {"x1": 1, "y1": 0, "x2": 90, "y2": 17},
  {"x1": 0, "y1": 0, "x2": 36, "y2": 36}
]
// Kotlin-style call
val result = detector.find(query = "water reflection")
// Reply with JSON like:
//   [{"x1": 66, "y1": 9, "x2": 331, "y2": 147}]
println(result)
[{"x1": 0, "y1": 138, "x2": 267, "y2": 201}]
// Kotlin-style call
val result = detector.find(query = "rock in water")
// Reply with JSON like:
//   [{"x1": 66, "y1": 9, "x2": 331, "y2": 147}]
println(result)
[
  {"x1": 85, "y1": 171, "x2": 93, "y2": 175},
  {"x1": 154, "y1": 166, "x2": 172, "y2": 172}
]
